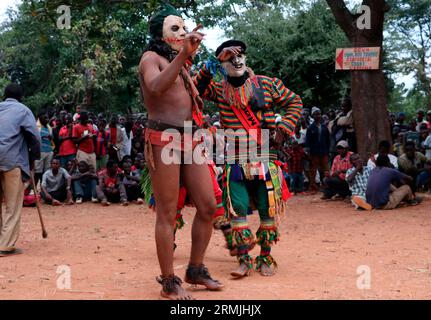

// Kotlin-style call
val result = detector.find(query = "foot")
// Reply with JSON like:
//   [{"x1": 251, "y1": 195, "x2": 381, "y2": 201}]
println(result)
[
  {"x1": 156, "y1": 275, "x2": 194, "y2": 300},
  {"x1": 185, "y1": 264, "x2": 224, "y2": 291},
  {"x1": 351, "y1": 196, "x2": 373, "y2": 211},
  {"x1": 76, "y1": 197, "x2": 83, "y2": 204},
  {"x1": 52, "y1": 199, "x2": 61, "y2": 206},
  {"x1": 230, "y1": 262, "x2": 251, "y2": 278},
  {"x1": 333, "y1": 194, "x2": 346, "y2": 200},
  {"x1": 259, "y1": 263, "x2": 276, "y2": 276},
  {"x1": 320, "y1": 195, "x2": 332, "y2": 200},
  {"x1": 303, "y1": 190, "x2": 317, "y2": 196},
  {"x1": 66, "y1": 199, "x2": 74, "y2": 205},
  {"x1": 407, "y1": 198, "x2": 422, "y2": 206},
  {"x1": 0, "y1": 248, "x2": 23, "y2": 257},
  {"x1": 137, "y1": 198, "x2": 144, "y2": 205},
  {"x1": 101, "y1": 200, "x2": 110, "y2": 206},
  {"x1": 121, "y1": 200, "x2": 129, "y2": 206},
  {"x1": 91, "y1": 197, "x2": 99, "y2": 203}
]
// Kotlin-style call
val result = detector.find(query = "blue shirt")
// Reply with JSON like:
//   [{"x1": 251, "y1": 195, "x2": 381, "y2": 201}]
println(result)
[
  {"x1": 366, "y1": 167, "x2": 407, "y2": 208},
  {"x1": 40, "y1": 126, "x2": 53, "y2": 153},
  {"x1": 0, "y1": 98, "x2": 41, "y2": 179},
  {"x1": 305, "y1": 122, "x2": 330, "y2": 156}
]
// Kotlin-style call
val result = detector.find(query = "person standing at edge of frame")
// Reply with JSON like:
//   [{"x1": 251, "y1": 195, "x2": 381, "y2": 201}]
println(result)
[{"x1": 0, "y1": 83, "x2": 41, "y2": 257}]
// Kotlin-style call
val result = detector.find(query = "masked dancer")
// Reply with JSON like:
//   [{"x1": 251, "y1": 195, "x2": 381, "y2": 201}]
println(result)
[
  {"x1": 194, "y1": 40, "x2": 303, "y2": 278},
  {"x1": 138, "y1": 4, "x2": 223, "y2": 300}
]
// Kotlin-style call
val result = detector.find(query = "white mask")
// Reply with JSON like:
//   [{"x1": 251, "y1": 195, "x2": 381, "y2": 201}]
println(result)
[
  {"x1": 162, "y1": 15, "x2": 187, "y2": 52},
  {"x1": 221, "y1": 53, "x2": 247, "y2": 77}
]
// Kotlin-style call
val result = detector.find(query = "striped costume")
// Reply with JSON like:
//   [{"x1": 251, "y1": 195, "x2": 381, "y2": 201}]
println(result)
[{"x1": 194, "y1": 62, "x2": 303, "y2": 272}]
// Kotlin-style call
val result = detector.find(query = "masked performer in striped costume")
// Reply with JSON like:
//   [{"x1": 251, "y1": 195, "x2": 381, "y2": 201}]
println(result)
[
  {"x1": 194, "y1": 40, "x2": 303, "y2": 278},
  {"x1": 138, "y1": 4, "x2": 223, "y2": 300}
]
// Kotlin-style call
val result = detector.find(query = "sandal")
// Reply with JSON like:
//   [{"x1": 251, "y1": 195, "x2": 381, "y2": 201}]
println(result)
[
  {"x1": 156, "y1": 274, "x2": 193, "y2": 300},
  {"x1": 0, "y1": 248, "x2": 23, "y2": 257},
  {"x1": 184, "y1": 264, "x2": 224, "y2": 291}
]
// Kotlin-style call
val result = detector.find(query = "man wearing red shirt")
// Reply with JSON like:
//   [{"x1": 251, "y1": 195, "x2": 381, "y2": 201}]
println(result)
[
  {"x1": 72, "y1": 111, "x2": 96, "y2": 173},
  {"x1": 322, "y1": 140, "x2": 353, "y2": 200},
  {"x1": 287, "y1": 140, "x2": 308, "y2": 194},
  {"x1": 96, "y1": 160, "x2": 127, "y2": 206},
  {"x1": 58, "y1": 113, "x2": 77, "y2": 168},
  {"x1": 94, "y1": 118, "x2": 110, "y2": 171}
]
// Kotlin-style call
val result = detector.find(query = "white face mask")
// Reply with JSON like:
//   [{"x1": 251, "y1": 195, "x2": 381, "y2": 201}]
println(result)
[
  {"x1": 221, "y1": 53, "x2": 247, "y2": 77},
  {"x1": 162, "y1": 15, "x2": 187, "y2": 52}
]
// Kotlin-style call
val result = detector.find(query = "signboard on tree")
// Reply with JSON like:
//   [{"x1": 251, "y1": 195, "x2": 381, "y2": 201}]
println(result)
[{"x1": 335, "y1": 47, "x2": 381, "y2": 70}]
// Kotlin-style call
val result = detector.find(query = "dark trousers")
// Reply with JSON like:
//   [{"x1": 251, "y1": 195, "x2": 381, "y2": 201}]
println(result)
[
  {"x1": 73, "y1": 178, "x2": 97, "y2": 200},
  {"x1": 42, "y1": 187, "x2": 67, "y2": 204},
  {"x1": 124, "y1": 184, "x2": 143, "y2": 201},
  {"x1": 309, "y1": 154, "x2": 329, "y2": 191},
  {"x1": 289, "y1": 173, "x2": 304, "y2": 193},
  {"x1": 323, "y1": 176, "x2": 351, "y2": 198},
  {"x1": 59, "y1": 154, "x2": 76, "y2": 169},
  {"x1": 416, "y1": 170, "x2": 431, "y2": 190},
  {"x1": 96, "y1": 183, "x2": 127, "y2": 203}
]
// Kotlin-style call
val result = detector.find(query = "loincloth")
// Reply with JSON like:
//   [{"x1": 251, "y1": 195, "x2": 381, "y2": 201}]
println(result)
[{"x1": 144, "y1": 120, "x2": 202, "y2": 170}]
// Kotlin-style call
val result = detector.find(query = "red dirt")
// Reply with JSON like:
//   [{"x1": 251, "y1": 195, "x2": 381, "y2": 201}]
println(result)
[{"x1": 1, "y1": 194, "x2": 431, "y2": 300}]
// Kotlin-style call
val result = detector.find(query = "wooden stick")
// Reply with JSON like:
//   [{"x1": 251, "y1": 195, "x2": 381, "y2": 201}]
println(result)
[{"x1": 30, "y1": 171, "x2": 48, "y2": 238}]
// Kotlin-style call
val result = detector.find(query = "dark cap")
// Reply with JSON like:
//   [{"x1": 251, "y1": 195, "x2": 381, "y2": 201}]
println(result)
[{"x1": 215, "y1": 40, "x2": 247, "y2": 57}]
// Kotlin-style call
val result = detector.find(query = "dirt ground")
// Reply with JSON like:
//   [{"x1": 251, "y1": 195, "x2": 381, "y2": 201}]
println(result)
[{"x1": 1, "y1": 194, "x2": 431, "y2": 300}]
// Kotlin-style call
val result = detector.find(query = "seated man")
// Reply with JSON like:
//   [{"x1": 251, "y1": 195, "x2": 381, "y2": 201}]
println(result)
[
  {"x1": 366, "y1": 155, "x2": 420, "y2": 210},
  {"x1": 132, "y1": 153, "x2": 144, "y2": 171},
  {"x1": 71, "y1": 160, "x2": 98, "y2": 204},
  {"x1": 416, "y1": 159, "x2": 431, "y2": 192},
  {"x1": 398, "y1": 141, "x2": 427, "y2": 193},
  {"x1": 322, "y1": 140, "x2": 353, "y2": 200},
  {"x1": 367, "y1": 140, "x2": 398, "y2": 170},
  {"x1": 96, "y1": 160, "x2": 128, "y2": 206},
  {"x1": 346, "y1": 154, "x2": 372, "y2": 211},
  {"x1": 121, "y1": 162, "x2": 144, "y2": 204},
  {"x1": 41, "y1": 158, "x2": 73, "y2": 206}
]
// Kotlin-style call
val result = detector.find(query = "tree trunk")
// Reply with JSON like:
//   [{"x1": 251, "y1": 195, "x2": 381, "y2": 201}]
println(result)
[{"x1": 326, "y1": 0, "x2": 392, "y2": 160}]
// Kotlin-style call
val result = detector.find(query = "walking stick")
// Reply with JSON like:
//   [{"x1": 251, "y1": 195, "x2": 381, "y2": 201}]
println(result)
[{"x1": 30, "y1": 171, "x2": 48, "y2": 239}]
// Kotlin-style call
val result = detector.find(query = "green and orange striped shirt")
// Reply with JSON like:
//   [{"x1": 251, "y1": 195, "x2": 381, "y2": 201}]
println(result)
[{"x1": 194, "y1": 63, "x2": 303, "y2": 159}]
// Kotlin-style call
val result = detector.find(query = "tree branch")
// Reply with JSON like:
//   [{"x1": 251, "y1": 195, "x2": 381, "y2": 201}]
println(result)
[{"x1": 325, "y1": 0, "x2": 355, "y2": 39}]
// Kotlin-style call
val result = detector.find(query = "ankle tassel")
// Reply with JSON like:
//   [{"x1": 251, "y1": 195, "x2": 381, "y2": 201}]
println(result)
[{"x1": 255, "y1": 254, "x2": 277, "y2": 271}]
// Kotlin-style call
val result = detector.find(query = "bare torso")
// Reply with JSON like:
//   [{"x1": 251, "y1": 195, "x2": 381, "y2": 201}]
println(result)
[{"x1": 139, "y1": 51, "x2": 192, "y2": 126}]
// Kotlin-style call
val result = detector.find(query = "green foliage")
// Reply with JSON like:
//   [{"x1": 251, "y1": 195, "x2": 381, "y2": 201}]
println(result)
[
  {"x1": 385, "y1": 0, "x2": 431, "y2": 110},
  {"x1": 0, "y1": 0, "x2": 196, "y2": 114},
  {"x1": 1, "y1": 0, "x2": 428, "y2": 117},
  {"x1": 224, "y1": 0, "x2": 350, "y2": 109}
]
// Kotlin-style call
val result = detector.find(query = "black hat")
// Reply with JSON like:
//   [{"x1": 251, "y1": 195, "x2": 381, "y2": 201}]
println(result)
[{"x1": 215, "y1": 40, "x2": 247, "y2": 57}]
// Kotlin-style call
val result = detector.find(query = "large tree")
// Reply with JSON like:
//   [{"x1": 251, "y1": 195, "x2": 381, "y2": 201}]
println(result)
[
  {"x1": 225, "y1": 0, "x2": 350, "y2": 109},
  {"x1": 326, "y1": 0, "x2": 392, "y2": 159}
]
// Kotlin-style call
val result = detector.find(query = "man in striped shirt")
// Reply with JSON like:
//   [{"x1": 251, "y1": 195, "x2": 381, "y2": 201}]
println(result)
[{"x1": 194, "y1": 40, "x2": 303, "y2": 278}]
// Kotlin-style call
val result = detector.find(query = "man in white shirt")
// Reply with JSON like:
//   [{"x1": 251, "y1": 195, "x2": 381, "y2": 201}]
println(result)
[
  {"x1": 422, "y1": 131, "x2": 431, "y2": 159},
  {"x1": 368, "y1": 140, "x2": 398, "y2": 170}
]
